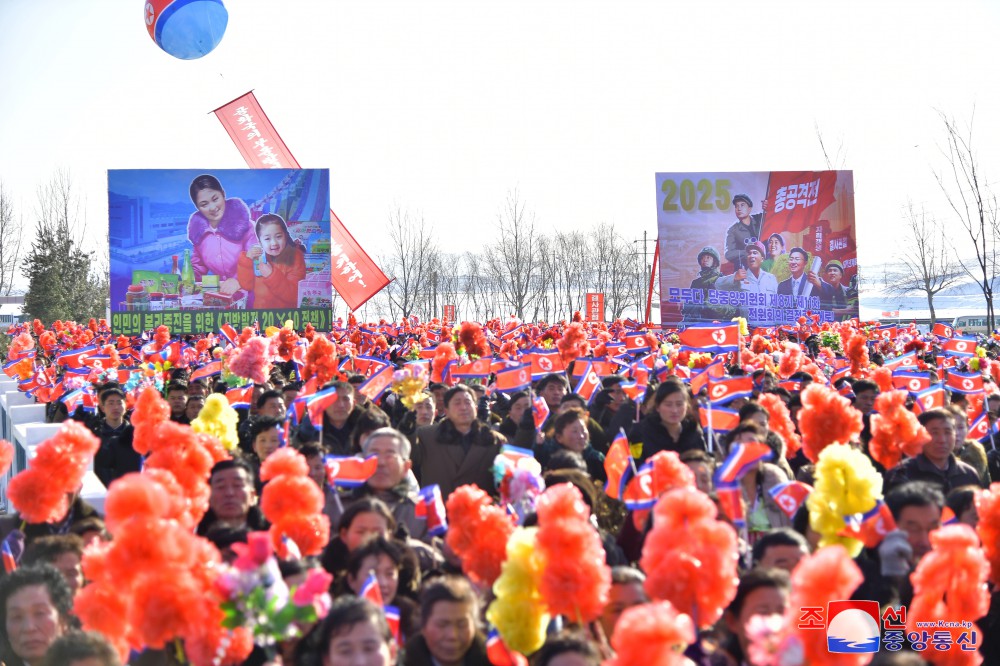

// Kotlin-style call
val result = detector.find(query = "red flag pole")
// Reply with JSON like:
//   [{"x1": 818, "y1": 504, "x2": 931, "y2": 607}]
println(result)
[{"x1": 645, "y1": 237, "x2": 659, "y2": 325}]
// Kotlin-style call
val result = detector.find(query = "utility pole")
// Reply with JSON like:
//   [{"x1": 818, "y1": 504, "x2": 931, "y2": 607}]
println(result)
[{"x1": 633, "y1": 230, "x2": 653, "y2": 321}]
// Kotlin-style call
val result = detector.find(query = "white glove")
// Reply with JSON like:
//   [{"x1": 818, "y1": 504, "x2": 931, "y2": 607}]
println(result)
[{"x1": 878, "y1": 529, "x2": 913, "y2": 577}]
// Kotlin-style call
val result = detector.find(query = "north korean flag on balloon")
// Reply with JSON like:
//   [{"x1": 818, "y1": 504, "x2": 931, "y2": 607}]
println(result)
[
  {"x1": 945, "y1": 370, "x2": 984, "y2": 395},
  {"x1": 763, "y1": 171, "x2": 838, "y2": 234},
  {"x1": 678, "y1": 323, "x2": 740, "y2": 353}
]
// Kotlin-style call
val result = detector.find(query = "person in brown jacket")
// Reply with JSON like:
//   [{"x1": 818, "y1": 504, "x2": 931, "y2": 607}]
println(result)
[{"x1": 412, "y1": 385, "x2": 506, "y2": 500}]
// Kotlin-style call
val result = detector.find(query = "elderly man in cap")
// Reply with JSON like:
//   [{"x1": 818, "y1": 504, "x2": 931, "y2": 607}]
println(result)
[
  {"x1": 724, "y1": 193, "x2": 768, "y2": 267},
  {"x1": 717, "y1": 239, "x2": 778, "y2": 327}
]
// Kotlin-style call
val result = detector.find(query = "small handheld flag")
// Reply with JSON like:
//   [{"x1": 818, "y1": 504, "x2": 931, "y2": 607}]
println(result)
[{"x1": 323, "y1": 455, "x2": 378, "y2": 488}]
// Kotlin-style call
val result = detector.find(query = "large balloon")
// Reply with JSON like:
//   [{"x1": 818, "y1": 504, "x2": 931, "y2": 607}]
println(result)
[{"x1": 144, "y1": 0, "x2": 228, "y2": 60}]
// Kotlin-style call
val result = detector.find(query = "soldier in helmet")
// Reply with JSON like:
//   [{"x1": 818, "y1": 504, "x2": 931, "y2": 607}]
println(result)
[{"x1": 683, "y1": 246, "x2": 737, "y2": 322}]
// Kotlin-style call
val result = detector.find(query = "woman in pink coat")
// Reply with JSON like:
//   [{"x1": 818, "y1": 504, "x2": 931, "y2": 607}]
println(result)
[{"x1": 187, "y1": 174, "x2": 255, "y2": 295}]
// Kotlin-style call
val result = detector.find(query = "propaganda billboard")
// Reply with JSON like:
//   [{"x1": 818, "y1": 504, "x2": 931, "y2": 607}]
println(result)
[
  {"x1": 656, "y1": 171, "x2": 857, "y2": 329},
  {"x1": 109, "y1": 169, "x2": 334, "y2": 335}
]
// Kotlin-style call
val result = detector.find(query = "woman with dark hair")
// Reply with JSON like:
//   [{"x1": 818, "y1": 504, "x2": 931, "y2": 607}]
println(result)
[
  {"x1": 344, "y1": 536, "x2": 421, "y2": 642},
  {"x1": 303, "y1": 596, "x2": 397, "y2": 666},
  {"x1": 321, "y1": 498, "x2": 397, "y2": 578},
  {"x1": 186, "y1": 174, "x2": 254, "y2": 295},
  {"x1": 536, "y1": 408, "x2": 606, "y2": 483},
  {"x1": 627, "y1": 378, "x2": 706, "y2": 464},
  {"x1": 498, "y1": 391, "x2": 530, "y2": 440},
  {"x1": 0, "y1": 564, "x2": 75, "y2": 666},
  {"x1": 236, "y1": 213, "x2": 307, "y2": 308}
]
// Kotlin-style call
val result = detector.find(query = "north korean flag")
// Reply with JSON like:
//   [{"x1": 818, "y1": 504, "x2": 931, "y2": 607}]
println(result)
[
  {"x1": 1, "y1": 533, "x2": 22, "y2": 573},
  {"x1": 892, "y1": 370, "x2": 932, "y2": 393},
  {"x1": 324, "y1": 454, "x2": 378, "y2": 488},
  {"x1": 678, "y1": 323, "x2": 740, "y2": 353},
  {"x1": 418, "y1": 345, "x2": 438, "y2": 359},
  {"x1": 945, "y1": 370, "x2": 984, "y2": 395},
  {"x1": 968, "y1": 411, "x2": 997, "y2": 441},
  {"x1": 414, "y1": 485, "x2": 448, "y2": 536},
  {"x1": 359, "y1": 570, "x2": 383, "y2": 606},
  {"x1": 941, "y1": 336, "x2": 978, "y2": 358},
  {"x1": 839, "y1": 500, "x2": 896, "y2": 548},
  {"x1": 882, "y1": 352, "x2": 918, "y2": 371},
  {"x1": 227, "y1": 386, "x2": 253, "y2": 409},
  {"x1": 190, "y1": 360, "x2": 223, "y2": 382},
  {"x1": 932, "y1": 322, "x2": 955, "y2": 339},
  {"x1": 829, "y1": 362, "x2": 851, "y2": 385},
  {"x1": 778, "y1": 380, "x2": 802, "y2": 393},
  {"x1": 621, "y1": 462, "x2": 657, "y2": 511},
  {"x1": 522, "y1": 350, "x2": 566, "y2": 378},
  {"x1": 573, "y1": 363, "x2": 602, "y2": 405},
  {"x1": 941, "y1": 506, "x2": 959, "y2": 526},
  {"x1": 603, "y1": 431, "x2": 633, "y2": 501},
  {"x1": 625, "y1": 331, "x2": 651, "y2": 353},
  {"x1": 497, "y1": 444, "x2": 536, "y2": 467},
  {"x1": 690, "y1": 357, "x2": 727, "y2": 395},
  {"x1": 715, "y1": 484, "x2": 745, "y2": 528},
  {"x1": 486, "y1": 629, "x2": 529, "y2": 666},
  {"x1": 571, "y1": 357, "x2": 617, "y2": 379},
  {"x1": 698, "y1": 406, "x2": 740, "y2": 433},
  {"x1": 356, "y1": 365, "x2": 394, "y2": 402},
  {"x1": 384, "y1": 605, "x2": 401, "y2": 644},
  {"x1": 7, "y1": 348, "x2": 35, "y2": 362},
  {"x1": 714, "y1": 440, "x2": 773, "y2": 486},
  {"x1": 2, "y1": 359, "x2": 25, "y2": 379},
  {"x1": 219, "y1": 322, "x2": 239, "y2": 347},
  {"x1": 61, "y1": 388, "x2": 98, "y2": 414},
  {"x1": 531, "y1": 395, "x2": 549, "y2": 432},
  {"x1": 452, "y1": 357, "x2": 493, "y2": 379},
  {"x1": 876, "y1": 324, "x2": 897, "y2": 341},
  {"x1": 341, "y1": 355, "x2": 391, "y2": 377},
  {"x1": 911, "y1": 383, "x2": 946, "y2": 414},
  {"x1": 604, "y1": 343, "x2": 626, "y2": 357},
  {"x1": 619, "y1": 379, "x2": 646, "y2": 402},
  {"x1": 768, "y1": 481, "x2": 813, "y2": 519},
  {"x1": 495, "y1": 364, "x2": 532, "y2": 394},
  {"x1": 55, "y1": 345, "x2": 99, "y2": 370},
  {"x1": 707, "y1": 375, "x2": 754, "y2": 406}
]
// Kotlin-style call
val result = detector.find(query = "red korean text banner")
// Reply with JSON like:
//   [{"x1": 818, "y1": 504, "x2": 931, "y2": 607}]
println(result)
[
  {"x1": 655, "y1": 171, "x2": 856, "y2": 329},
  {"x1": 585, "y1": 293, "x2": 605, "y2": 322},
  {"x1": 213, "y1": 92, "x2": 391, "y2": 311},
  {"x1": 443, "y1": 304, "x2": 456, "y2": 321}
]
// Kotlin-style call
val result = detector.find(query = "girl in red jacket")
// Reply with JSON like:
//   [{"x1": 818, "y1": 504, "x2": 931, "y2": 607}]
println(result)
[{"x1": 238, "y1": 214, "x2": 307, "y2": 309}]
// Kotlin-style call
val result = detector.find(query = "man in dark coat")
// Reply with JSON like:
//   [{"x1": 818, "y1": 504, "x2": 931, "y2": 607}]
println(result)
[{"x1": 413, "y1": 386, "x2": 505, "y2": 499}]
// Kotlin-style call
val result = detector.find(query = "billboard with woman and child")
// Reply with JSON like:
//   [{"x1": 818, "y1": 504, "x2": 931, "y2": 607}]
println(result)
[
  {"x1": 109, "y1": 169, "x2": 334, "y2": 335},
  {"x1": 655, "y1": 170, "x2": 857, "y2": 330}
]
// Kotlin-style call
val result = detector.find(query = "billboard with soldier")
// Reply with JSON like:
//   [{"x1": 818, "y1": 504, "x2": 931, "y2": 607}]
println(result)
[{"x1": 655, "y1": 171, "x2": 857, "y2": 329}]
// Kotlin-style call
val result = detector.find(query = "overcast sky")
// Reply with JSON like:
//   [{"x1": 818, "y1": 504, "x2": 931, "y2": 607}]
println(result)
[{"x1": 2, "y1": 0, "x2": 999, "y2": 307}]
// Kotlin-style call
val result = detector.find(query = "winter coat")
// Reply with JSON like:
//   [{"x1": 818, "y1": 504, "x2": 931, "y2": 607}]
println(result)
[
  {"x1": 413, "y1": 419, "x2": 506, "y2": 498},
  {"x1": 187, "y1": 197, "x2": 254, "y2": 281},
  {"x1": 236, "y1": 245, "x2": 307, "y2": 309}
]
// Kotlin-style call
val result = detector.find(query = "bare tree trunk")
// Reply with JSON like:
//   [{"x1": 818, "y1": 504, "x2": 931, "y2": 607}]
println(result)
[
  {"x1": 934, "y1": 111, "x2": 998, "y2": 330},
  {"x1": 0, "y1": 182, "x2": 24, "y2": 295}
]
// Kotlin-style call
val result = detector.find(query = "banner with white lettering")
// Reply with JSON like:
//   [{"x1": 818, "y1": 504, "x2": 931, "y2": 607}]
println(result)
[
  {"x1": 213, "y1": 92, "x2": 392, "y2": 311},
  {"x1": 655, "y1": 171, "x2": 856, "y2": 328},
  {"x1": 109, "y1": 168, "x2": 334, "y2": 335}
]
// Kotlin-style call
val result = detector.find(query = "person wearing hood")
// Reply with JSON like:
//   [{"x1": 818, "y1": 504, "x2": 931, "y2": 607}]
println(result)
[{"x1": 186, "y1": 173, "x2": 255, "y2": 296}]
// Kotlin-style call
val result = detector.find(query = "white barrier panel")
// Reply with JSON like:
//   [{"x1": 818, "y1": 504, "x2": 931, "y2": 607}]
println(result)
[
  {"x1": 14, "y1": 423, "x2": 107, "y2": 516},
  {"x1": 2, "y1": 390, "x2": 36, "y2": 442}
]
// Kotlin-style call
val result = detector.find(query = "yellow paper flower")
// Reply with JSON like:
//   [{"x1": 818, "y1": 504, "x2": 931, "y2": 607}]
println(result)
[
  {"x1": 806, "y1": 443, "x2": 883, "y2": 558},
  {"x1": 486, "y1": 527, "x2": 550, "y2": 655},
  {"x1": 732, "y1": 317, "x2": 749, "y2": 336},
  {"x1": 190, "y1": 394, "x2": 240, "y2": 451}
]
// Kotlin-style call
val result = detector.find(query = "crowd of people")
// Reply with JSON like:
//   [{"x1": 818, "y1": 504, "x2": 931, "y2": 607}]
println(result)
[{"x1": 0, "y1": 314, "x2": 998, "y2": 666}]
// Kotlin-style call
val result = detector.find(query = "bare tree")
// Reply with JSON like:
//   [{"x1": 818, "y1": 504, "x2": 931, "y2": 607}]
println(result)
[
  {"x1": 484, "y1": 189, "x2": 539, "y2": 320},
  {"x1": 934, "y1": 111, "x2": 999, "y2": 329},
  {"x1": 380, "y1": 207, "x2": 438, "y2": 320},
  {"x1": 590, "y1": 223, "x2": 639, "y2": 320},
  {"x1": 884, "y1": 202, "x2": 962, "y2": 325},
  {"x1": 0, "y1": 182, "x2": 24, "y2": 295},
  {"x1": 815, "y1": 122, "x2": 849, "y2": 171}
]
